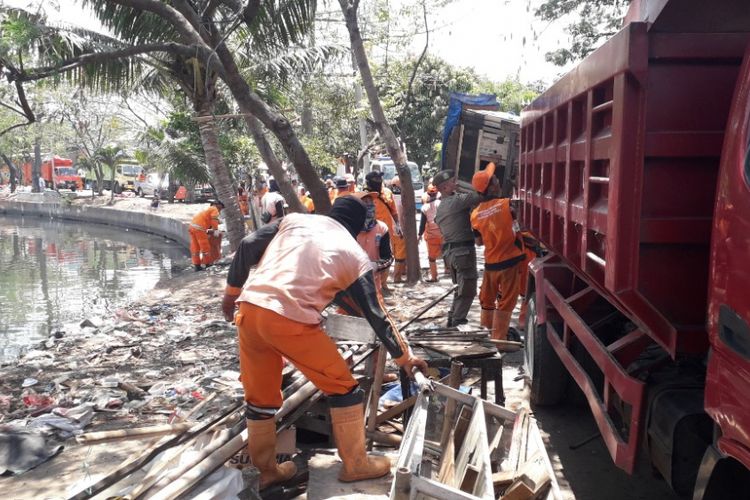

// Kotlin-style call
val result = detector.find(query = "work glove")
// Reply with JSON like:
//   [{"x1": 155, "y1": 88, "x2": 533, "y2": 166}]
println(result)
[
  {"x1": 394, "y1": 221, "x2": 403, "y2": 238},
  {"x1": 222, "y1": 293, "x2": 240, "y2": 322},
  {"x1": 396, "y1": 353, "x2": 429, "y2": 379}
]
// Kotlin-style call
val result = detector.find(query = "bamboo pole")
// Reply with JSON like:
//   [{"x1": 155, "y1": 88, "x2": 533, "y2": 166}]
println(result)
[{"x1": 75, "y1": 423, "x2": 193, "y2": 445}]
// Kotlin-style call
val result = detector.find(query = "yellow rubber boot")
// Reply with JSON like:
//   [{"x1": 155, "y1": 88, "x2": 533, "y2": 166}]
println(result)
[
  {"x1": 247, "y1": 419, "x2": 297, "y2": 489},
  {"x1": 480, "y1": 309, "x2": 494, "y2": 329},
  {"x1": 492, "y1": 310, "x2": 513, "y2": 340},
  {"x1": 330, "y1": 404, "x2": 391, "y2": 482}
]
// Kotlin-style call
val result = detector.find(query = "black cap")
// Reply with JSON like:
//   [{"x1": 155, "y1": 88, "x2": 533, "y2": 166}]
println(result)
[
  {"x1": 432, "y1": 170, "x2": 455, "y2": 187},
  {"x1": 365, "y1": 171, "x2": 383, "y2": 182},
  {"x1": 334, "y1": 176, "x2": 348, "y2": 189},
  {"x1": 328, "y1": 195, "x2": 366, "y2": 237},
  {"x1": 209, "y1": 199, "x2": 225, "y2": 208}
]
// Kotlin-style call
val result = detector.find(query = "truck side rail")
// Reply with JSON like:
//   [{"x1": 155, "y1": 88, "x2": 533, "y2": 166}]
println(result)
[{"x1": 533, "y1": 255, "x2": 652, "y2": 473}]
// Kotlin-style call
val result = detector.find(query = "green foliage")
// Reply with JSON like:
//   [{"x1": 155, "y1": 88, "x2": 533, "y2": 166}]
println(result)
[
  {"x1": 300, "y1": 136, "x2": 339, "y2": 176},
  {"x1": 474, "y1": 78, "x2": 546, "y2": 115},
  {"x1": 535, "y1": 0, "x2": 632, "y2": 65},
  {"x1": 374, "y1": 55, "x2": 542, "y2": 168}
]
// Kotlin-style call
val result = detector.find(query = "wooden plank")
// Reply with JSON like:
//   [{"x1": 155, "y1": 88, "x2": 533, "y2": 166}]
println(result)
[
  {"x1": 376, "y1": 394, "x2": 418, "y2": 424},
  {"x1": 437, "y1": 429, "x2": 456, "y2": 484},
  {"x1": 366, "y1": 345, "x2": 388, "y2": 450},
  {"x1": 507, "y1": 408, "x2": 530, "y2": 472},
  {"x1": 501, "y1": 452, "x2": 551, "y2": 500}
]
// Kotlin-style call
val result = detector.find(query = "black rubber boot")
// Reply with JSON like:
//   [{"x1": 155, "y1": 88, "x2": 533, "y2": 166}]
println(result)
[{"x1": 194, "y1": 264, "x2": 204, "y2": 272}]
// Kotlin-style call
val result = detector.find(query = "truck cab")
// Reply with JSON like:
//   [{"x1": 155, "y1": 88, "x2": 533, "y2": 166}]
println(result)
[{"x1": 699, "y1": 37, "x2": 750, "y2": 499}]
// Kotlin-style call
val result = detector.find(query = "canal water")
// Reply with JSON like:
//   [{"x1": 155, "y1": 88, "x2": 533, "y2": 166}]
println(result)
[{"x1": 0, "y1": 214, "x2": 190, "y2": 362}]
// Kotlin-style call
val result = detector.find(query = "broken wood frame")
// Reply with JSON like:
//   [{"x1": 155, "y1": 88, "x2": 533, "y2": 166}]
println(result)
[{"x1": 390, "y1": 381, "x2": 562, "y2": 500}]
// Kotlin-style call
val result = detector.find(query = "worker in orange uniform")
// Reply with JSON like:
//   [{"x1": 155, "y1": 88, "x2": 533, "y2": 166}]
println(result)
[
  {"x1": 221, "y1": 196, "x2": 427, "y2": 489},
  {"x1": 470, "y1": 163, "x2": 526, "y2": 340},
  {"x1": 363, "y1": 171, "x2": 401, "y2": 294},
  {"x1": 418, "y1": 184, "x2": 443, "y2": 282},
  {"x1": 388, "y1": 176, "x2": 407, "y2": 283},
  {"x1": 355, "y1": 192, "x2": 392, "y2": 293},
  {"x1": 298, "y1": 186, "x2": 315, "y2": 213},
  {"x1": 333, "y1": 176, "x2": 355, "y2": 200},
  {"x1": 189, "y1": 200, "x2": 225, "y2": 271},
  {"x1": 237, "y1": 182, "x2": 250, "y2": 216}
]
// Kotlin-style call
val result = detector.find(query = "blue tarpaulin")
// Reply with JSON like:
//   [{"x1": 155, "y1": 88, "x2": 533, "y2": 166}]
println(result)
[{"x1": 441, "y1": 92, "x2": 499, "y2": 169}]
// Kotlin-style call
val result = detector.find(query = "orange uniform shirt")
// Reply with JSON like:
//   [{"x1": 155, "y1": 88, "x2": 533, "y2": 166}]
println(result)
[
  {"x1": 371, "y1": 187, "x2": 398, "y2": 233},
  {"x1": 237, "y1": 213, "x2": 372, "y2": 324},
  {"x1": 191, "y1": 206, "x2": 220, "y2": 231},
  {"x1": 470, "y1": 198, "x2": 524, "y2": 267}
]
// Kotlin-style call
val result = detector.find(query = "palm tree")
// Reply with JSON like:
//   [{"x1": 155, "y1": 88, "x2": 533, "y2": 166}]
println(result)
[{"x1": 96, "y1": 144, "x2": 126, "y2": 204}]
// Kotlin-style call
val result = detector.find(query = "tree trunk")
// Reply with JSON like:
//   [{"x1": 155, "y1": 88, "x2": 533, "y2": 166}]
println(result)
[
  {"x1": 211, "y1": 44, "x2": 331, "y2": 214},
  {"x1": 109, "y1": 165, "x2": 116, "y2": 204},
  {"x1": 196, "y1": 103, "x2": 246, "y2": 251},
  {"x1": 94, "y1": 164, "x2": 104, "y2": 196},
  {"x1": 339, "y1": 0, "x2": 421, "y2": 283},
  {"x1": 33, "y1": 138, "x2": 42, "y2": 193},
  {"x1": 1, "y1": 153, "x2": 18, "y2": 193},
  {"x1": 243, "y1": 115, "x2": 304, "y2": 213}
]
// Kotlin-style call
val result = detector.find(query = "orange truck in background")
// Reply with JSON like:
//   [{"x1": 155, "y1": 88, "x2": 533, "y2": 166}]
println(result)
[{"x1": 22, "y1": 156, "x2": 83, "y2": 191}]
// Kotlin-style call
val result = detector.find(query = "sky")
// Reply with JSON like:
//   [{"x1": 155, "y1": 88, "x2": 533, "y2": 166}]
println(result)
[
  {"x1": 408, "y1": 0, "x2": 574, "y2": 84},
  {"x1": 6, "y1": 0, "x2": 575, "y2": 86}
]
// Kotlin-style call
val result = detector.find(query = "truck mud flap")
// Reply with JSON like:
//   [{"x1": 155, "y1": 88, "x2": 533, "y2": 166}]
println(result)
[{"x1": 540, "y1": 276, "x2": 647, "y2": 474}]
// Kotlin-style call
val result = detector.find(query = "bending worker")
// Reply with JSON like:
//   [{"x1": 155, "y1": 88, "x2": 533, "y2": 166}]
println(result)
[
  {"x1": 222, "y1": 196, "x2": 427, "y2": 489},
  {"x1": 470, "y1": 163, "x2": 525, "y2": 340},
  {"x1": 189, "y1": 200, "x2": 224, "y2": 271},
  {"x1": 433, "y1": 170, "x2": 483, "y2": 327}
]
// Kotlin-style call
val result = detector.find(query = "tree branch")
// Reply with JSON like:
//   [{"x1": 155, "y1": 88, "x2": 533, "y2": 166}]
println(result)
[
  {"x1": 398, "y1": 1, "x2": 429, "y2": 132},
  {"x1": 0, "y1": 121, "x2": 34, "y2": 138},
  {"x1": 16, "y1": 42, "x2": 223, "y2": 82}
]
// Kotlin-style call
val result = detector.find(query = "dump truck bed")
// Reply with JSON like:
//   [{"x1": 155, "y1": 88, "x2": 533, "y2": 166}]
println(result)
[{"x1": 519, "y1": 1, "x2": 750, "y2": 357}]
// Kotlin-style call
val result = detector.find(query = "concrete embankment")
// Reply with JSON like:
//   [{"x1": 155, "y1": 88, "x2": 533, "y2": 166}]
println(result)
[{"x1": 0, "y1": 193, "x2": 190, "y2": 249}]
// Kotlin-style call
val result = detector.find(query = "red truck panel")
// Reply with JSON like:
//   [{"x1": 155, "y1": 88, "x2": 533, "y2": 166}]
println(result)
[
  {"x1": 705, "y1": 44, "x2": 750, "y2": 472},
  {"x1": 520, "y1": 22, "x2": 749, "y2": 358}
]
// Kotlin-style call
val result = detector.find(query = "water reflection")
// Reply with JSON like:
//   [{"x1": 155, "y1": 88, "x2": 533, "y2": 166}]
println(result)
[{"x1": 0, "y1": 215, "x2": 189, "y2": 362}]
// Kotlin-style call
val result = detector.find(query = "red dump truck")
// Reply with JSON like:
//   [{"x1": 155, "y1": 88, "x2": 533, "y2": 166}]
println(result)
[
  {"x1": 22, "y1": 156, "x2": 82, "y2": 190},
  {"x1": 519, "y1": 0, "x2": 750, "y2": 497}
]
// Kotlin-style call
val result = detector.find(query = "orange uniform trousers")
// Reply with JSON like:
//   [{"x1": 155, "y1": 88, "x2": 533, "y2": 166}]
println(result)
[
  {"x1": 189, "y1": 227, "x2": 212, "y2": 266},
  {"x1": 236, "y1": 302, "x2": 358, "y2": 409},
  {"x1": 209, "y1": 233, "x2": 222, "y2": 263},
  {"x1": 425, "y1": 235, "x2": 443, "y2": 261},
  {"x1": 479, "y1": 264, "x2": 522, "y2": 313},
  {"x1": 392, "y1": 232, "x2": 407, "y2": 261}
]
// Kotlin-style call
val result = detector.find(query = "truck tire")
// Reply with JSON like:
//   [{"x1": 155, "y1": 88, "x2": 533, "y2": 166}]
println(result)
[
  {"x1": 114, "y1": 182, "x2": 122, "y2": 194},
  {"x1": 525, "y1": 296, "x2": 569, "y2": 406}
]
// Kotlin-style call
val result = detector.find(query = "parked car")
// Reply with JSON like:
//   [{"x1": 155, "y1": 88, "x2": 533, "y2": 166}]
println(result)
[
  {"x1": 369, "y1": 157, "x2": 424, "y2": 209},
  {"x1": 193, "y1": 184, "x2": 216, "y2": 203},
  {"x1": 136, "y1": 172, "x2": 169, "y2": 198}
]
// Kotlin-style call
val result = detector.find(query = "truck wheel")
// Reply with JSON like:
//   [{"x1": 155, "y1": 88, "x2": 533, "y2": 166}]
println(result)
[
  {"x1": 525, "y1": 296, "x2": 569, "y2": 406},
  {"x1": 114, "y1": 182, "x2": 122, "y2": 194}
]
